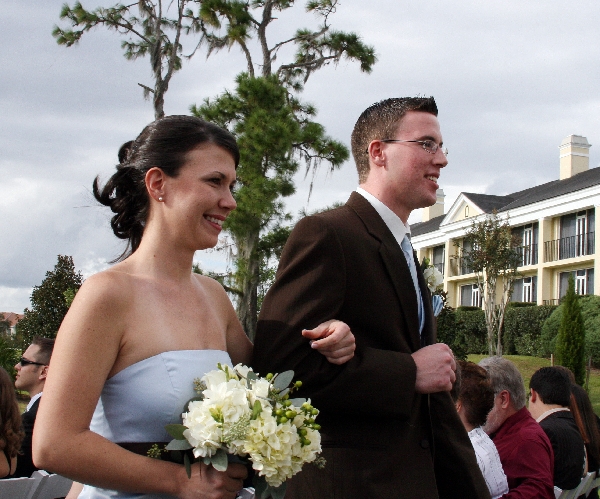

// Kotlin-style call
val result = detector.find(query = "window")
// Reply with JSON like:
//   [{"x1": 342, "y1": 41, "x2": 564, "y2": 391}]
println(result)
[
  {"x1": 511, "y1": 276, "x2": 537, "y2": 303},
  {"x1": 461, "y1": 284, "x2": 482, "y2": 307},
  {"x1": 559, "y1": 269, "x2": 594, "y2": 299},
  {"x1": 522, "y1": 226, "x2": 533, "y2": 265},
  {"x1": 432, "y1": 245, "x2": 445, "y2": 276},
  {"x1": 559, "y1": 209, "x2": 595, "y2": 259},
  {"x1": 523, "y1": 277, "x2": 533, "y2": 302}
]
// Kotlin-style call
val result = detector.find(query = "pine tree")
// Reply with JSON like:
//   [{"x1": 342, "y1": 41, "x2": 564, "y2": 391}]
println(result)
[
  {"x1": 16, "y1": 255, "x2": 83, "y2": 348},
  {"x1": 555, "y1": 275, "x2": 586, "y2": 385}
]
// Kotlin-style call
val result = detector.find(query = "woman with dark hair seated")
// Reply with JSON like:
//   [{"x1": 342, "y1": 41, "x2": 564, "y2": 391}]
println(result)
[
  {"x1": 452, "y1": 360, "x2": 509, "y2": 499},
  {"x1": 0, "y1": 367, "x2": 24, "y2": 478},
  {"x1": 32, "y1": 116, "x2": 355, "y2": 499}
]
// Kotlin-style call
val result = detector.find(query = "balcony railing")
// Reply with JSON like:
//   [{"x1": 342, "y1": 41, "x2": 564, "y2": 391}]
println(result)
[
  {"x1": 516, "y1": 244, "x2": 538, "y2": 266},
  {"x1": 543, "y1": 299, "x2": 560, "y2": 306},
  {"x1": 544, "y1": 232, "x2": 595, "y2": 262},
  {"x1": 449, "y1": 257, "x2": 472, "y2": 277}
]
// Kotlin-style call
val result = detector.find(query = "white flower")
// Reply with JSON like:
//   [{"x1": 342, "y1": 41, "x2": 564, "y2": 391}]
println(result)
[
  {"x1": 423, "y1": 266, "x2": 443, "y2": 292},
  {"x1": 175, "y1": 364, "x2": 323, "y2": 489}
]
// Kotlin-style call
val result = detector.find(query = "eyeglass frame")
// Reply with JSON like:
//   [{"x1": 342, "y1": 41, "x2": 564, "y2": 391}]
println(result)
[
  {"x1": 18, "y1": 356, "x2": 46, "y2": 367},
  {"x1": 367, "y1": 139, "x2": 448, "y2": 156}
]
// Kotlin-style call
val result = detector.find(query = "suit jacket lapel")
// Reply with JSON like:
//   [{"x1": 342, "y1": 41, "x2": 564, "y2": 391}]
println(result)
[{"x1": 347, "y1": 192, "x2": 422, "y2": 352}]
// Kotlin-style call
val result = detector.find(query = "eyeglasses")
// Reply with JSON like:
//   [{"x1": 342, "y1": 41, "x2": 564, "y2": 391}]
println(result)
[
  {"x1": 379, "y1": 139, "x2": 448, "y2": 156},
  {"x1": 18, "y1": 357, "x2": 46, "y2": 367}
]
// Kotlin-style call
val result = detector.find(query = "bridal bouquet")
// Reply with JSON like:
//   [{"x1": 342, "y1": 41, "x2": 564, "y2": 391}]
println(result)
[{"x1": 165, "y1": 363, "x2": 324, "y2": 499}]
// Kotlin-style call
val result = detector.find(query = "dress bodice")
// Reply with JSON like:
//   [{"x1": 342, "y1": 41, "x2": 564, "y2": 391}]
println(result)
[{"x1": 80, "y1": 349, "x2": 232, "y2": 499}]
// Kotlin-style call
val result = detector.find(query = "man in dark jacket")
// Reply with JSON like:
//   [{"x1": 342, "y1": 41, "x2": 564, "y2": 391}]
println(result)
[
  {"x1": 253, "y1": 97, "x2": 489, "y2": 499},
  {"x1": 14, "y1": 336, "x2": 55, "y2": 477},
  {"x1": 529, "y1": 367, "x2": 585, "y2": 490}
]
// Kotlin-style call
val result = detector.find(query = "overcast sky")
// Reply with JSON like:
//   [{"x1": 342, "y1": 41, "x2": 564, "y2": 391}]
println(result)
[{"x1": 2, "y1": 0, "x2": 600, "y2": 313}]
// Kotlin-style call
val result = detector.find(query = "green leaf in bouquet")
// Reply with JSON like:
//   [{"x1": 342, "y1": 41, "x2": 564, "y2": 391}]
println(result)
[
  {"x1": 210, "y1": 448, "x2": 229, "y2": 472},
  {"x1": 166, "y1": 439, "x2": 193, "y2": 451},
  {"x1": 165, "y1": 424, "x2": 188, "y2": 440},
  {"x1": 278, "y1": 388, "x2": 290, "y2": 398},
  {"x1": 184, "y1": 453, "x2": 192, "y2": 478},
  {"x1": 290, "y1": 398, "x2": 307, "y2": 407},
  {"x1": 273, "y1": 370, "x2": 294, "y2": 391},
  {"x1": 251, "y1": 400, "x2": 262, "y2": 420},
  {"x1": 246, "y1": 371, "x2": 257, "y2": 388}
]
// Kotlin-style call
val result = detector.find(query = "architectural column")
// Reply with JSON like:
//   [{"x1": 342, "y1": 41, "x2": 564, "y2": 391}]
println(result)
[
  {"x1": 537, "y1": 217, "x2": 553, "y2": 305},
  {"x1": 594, "y1": 205, "x2": 600, "y2": 295}
]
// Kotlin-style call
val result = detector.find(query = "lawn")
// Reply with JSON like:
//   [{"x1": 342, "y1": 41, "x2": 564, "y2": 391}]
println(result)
[{"x1": 468, "y1": 355, "x2": 600, "y2": 416}]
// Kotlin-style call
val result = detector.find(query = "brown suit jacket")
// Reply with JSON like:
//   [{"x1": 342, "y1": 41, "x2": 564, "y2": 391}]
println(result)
[{"x1": 252, "y1": 192, "x2": 490, "y2": 499}]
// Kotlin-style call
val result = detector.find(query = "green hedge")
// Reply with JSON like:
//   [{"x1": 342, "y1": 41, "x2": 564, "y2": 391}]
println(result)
[
  {"x1": 437, "y1": 303, "x2": 557, "y2": 358},
  {"x1": 540, "y1": 295, "x2": 600, "y2": 366},
  {"x1": 437, "y1": 308, "x2": 487, "y2": 359},
  {"x1": 503, "y1": 305, "x2": 557, "y2": 356}
]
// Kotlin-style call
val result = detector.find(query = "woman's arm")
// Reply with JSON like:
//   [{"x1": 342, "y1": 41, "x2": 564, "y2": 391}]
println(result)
[
  {"x1": 34, "y1": 273, "x2": 246, "y2": 499},
  {"x1": 0, "y1": 440, "x2": 10, "y2": 478}
]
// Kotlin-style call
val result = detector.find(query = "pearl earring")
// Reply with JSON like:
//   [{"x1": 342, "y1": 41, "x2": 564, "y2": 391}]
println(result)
[{"x1": 158, "y1": 196, "x2": 163, "y2": 202}]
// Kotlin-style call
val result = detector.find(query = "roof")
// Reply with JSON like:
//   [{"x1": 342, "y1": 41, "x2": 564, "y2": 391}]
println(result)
[
  {"x1": 411, "y1": 214, "x2": 445, "y2": 236},
  {"x1": 0, "y1": 312, "x2": 23, "y2": 327},
  {"x1": 411, "y1": 166, "x2": 600, "y2": 235}
]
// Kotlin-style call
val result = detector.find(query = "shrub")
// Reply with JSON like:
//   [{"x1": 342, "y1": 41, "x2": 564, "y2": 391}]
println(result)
[
  {"x1": 540, "y1": 295, "x2": 600, "y2": 366},
  {"x1": 555, "y1": 276, "x2": 586, "y2": 385},
  {"x1": 503, "y1": 305, "x2": 556, "y2": 356}
]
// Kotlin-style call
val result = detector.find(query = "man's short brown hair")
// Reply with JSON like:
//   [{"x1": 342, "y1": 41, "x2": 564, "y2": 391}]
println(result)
[
  {"x1": 31, "y1": 336, "x2": 55, "y2": 365},
  {"x1": 351, "y1": 97, "x2": 438, "y2": 183}
]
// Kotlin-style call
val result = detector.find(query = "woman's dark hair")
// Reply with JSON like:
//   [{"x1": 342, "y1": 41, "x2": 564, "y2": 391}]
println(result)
[
  {"x1": 0, "y1": 367, "x2": 24, "y2": 459},
  {"x1": 456, "y1": 360, "x2": 495, "y2": 428},
  {"x1": 571, "y1": 383, "x2": 600, "y2": 473},
  {"x1": 93, "y1": 115, "x2": 240, "y2": 261}
]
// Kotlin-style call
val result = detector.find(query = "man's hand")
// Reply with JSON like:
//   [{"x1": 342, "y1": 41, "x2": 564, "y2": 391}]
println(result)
[
  {"x1": 302, "y1": 320, "x2": 356, "y2": 365},
  {"x1": 412, "y1": 343, "x2": 456, "y2": 394}
]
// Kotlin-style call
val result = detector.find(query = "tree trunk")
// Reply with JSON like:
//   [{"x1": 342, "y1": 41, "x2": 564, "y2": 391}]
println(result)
[{"x1": 234, "y1": 229, "x2": 260, "y2": 341}]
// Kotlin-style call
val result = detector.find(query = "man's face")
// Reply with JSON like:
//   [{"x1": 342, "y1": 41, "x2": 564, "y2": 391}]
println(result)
[
  {"x1": 375, "y1": 111, "x2": 448, "y2": 222},
  {"x1": 482, "y1": 392, "x2": 507, "y2": 436},
  {"x1": 14, "y1": 344, "x2": 46, "y2": 394}
]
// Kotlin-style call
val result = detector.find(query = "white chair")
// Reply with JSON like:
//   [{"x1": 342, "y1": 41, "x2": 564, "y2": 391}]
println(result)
[
  {"x1": 0, "y1": 475, "x2": 40, "y2": 499},
  {"x1": 28, "y1": 470, "x2": 73, "y2": 499},
  {"x1": 237, "y1": 487, "x2": 256, "y2": 499},
  {"x1": 556, "y1": 472, "x2": 597, "y2": 499}
]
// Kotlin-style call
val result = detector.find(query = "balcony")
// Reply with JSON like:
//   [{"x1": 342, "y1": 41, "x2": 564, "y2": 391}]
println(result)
[
  {"x1": 448, "y1": 257, "x2": 472, "y2": 277},
  {"x1": 516, "y1": 244, "x2": 538, "y2": 266},
  {"x1": 544, "y1": 232, "x2": 595, "y2": 262},
  {"x1": 433, "y1": 262, "x2": 445, "y2": 276}
]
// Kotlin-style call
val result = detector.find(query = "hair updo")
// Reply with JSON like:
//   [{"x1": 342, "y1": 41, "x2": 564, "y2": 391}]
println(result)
[{"x1": 93, "y1": 115, "x2": 239, "y2": 261}]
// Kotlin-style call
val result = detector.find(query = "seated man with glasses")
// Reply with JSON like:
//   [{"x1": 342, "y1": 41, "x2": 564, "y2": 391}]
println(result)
[{"x1": 13, "y1": 336, "x2": 55, "y2": 478}]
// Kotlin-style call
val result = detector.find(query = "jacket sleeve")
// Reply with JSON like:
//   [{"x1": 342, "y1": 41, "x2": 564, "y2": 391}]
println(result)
[{"x1": 252, "y1": 214, "x2": 418, "y2": 419}]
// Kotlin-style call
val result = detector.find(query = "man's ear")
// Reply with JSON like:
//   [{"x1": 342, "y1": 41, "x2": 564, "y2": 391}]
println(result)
[
  {"x1": 529, "y1": 389, "x2": 538, "y2": 404},
  {"x1": 39, "y1": 365, "x2": 49, "y2": 381},
  {"x1": 367, "y1": 140, "x2": 386, "y2": 168},
  {"x1": 499, "y1": 389, "x2": 511, "y2": 410}
]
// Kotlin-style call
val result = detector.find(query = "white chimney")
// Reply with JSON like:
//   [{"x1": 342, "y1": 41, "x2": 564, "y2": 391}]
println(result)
[
  {"x1": 422, "y1": 188, "x2": 445, "y2": 222},
  {"x1": 560, "y1": 135, "x2": 590, "y2": 180}
]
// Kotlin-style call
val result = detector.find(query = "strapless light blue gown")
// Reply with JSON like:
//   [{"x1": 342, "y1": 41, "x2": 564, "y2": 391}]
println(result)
[{"x1": 79, "y1": 349, "x2": 232, "y2": 499}]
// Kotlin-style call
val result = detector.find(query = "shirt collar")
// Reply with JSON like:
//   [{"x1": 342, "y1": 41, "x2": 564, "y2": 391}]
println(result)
[
  {"x1": 26, "y1": 392, "x2": 42, "y2": 412},
  {"x1": 356, "y1": 187, "x2": 410, "y2": 248},
  {"x1": 536, "y1": 407, "x2": 570, "y2": 423}
]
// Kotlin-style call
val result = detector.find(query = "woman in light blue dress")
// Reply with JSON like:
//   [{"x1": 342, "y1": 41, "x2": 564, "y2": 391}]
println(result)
[{"x1": 33, "y1": 116, "x2": 355, "y2": 499}]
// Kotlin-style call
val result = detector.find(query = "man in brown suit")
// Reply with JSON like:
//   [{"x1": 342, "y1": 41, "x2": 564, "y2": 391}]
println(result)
[{"x1": 252, "y1": 97, "x2": 489, "y2": 498}]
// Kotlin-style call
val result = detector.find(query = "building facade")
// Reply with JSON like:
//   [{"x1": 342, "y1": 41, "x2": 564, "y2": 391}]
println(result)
[{"x1": 411, "y1": 135, "x2": 600, "y2": 308}]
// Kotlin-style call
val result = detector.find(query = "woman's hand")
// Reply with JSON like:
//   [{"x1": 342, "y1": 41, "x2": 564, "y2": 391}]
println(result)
[
  {"x1": 178, "y1": 461, "x2": 247, "y2": 499},
  {"x1": 302, "y1": 320, "x2": 356, "y2": 365}
]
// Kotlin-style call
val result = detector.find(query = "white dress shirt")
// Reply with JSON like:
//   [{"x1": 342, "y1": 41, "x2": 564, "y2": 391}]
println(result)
[{"x1": 468, "y1": 426, "x2": 509, "y2": 499}]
